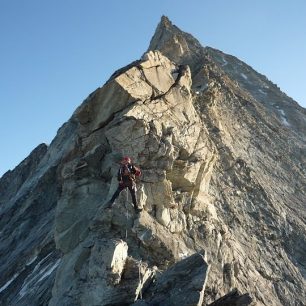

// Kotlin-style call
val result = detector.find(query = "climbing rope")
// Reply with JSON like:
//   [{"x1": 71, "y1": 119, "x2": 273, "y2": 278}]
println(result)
[
  {"x1": 138, "y1": 259, "x2": 143, "y2": 299},
  {"x1": 125, "y1": 188, "x2": 129, "y2": 239}
]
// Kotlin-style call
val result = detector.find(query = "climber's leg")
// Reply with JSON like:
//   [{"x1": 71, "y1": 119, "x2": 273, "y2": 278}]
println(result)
[
  {"x1": 128, "y1": 185, "x2": 141, "y2": 212},
  {"x1": 105, "y1": 184, "x2": 125, "y2": 208}
]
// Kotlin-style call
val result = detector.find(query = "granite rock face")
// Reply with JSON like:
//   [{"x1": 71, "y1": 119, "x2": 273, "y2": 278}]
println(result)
[{"x1": 1, "y1": 16, "x2": 306, "y2": 306}]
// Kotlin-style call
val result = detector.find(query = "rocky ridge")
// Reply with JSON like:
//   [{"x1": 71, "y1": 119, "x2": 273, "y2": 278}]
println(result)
[{"x1": 0, "y1": 16, "x2": 305, "y2": 306}]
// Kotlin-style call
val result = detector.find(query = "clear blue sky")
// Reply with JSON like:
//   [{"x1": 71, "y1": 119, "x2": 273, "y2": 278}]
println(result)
[{"x1": 1, "y1": 0, "x2": 305, "y2": 177}]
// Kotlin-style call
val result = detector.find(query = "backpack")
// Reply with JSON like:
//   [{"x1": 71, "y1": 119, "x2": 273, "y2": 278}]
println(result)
[
  {"x1": 118, "y1": 164, "x2": 141, "y2": 181},
  {"x1": 134, "y1": 166, "x2": 141, "y2": 177}
]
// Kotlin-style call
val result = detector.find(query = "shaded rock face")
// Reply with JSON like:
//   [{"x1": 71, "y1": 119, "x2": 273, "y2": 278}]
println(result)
[
  {"x1": 0, "y1": 122, "x2": 76, "y2": 305},
  {"x1": 134, "y1": 252, "x2": 209, "y2": 306},
  {"x1": 208, "y1": 288, "x2": 253, "y2": 306},
  {"x1": 1, "y1": 16, "x2": 306, "y2": 306}
]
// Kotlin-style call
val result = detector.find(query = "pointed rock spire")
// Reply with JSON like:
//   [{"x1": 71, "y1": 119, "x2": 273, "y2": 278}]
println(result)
[
  {"x1": 160, "y1": 15, "x2": 172, "y2": 28},
  {"x1": 148, "y1": 16, "x2": 205, "y2": 69}
]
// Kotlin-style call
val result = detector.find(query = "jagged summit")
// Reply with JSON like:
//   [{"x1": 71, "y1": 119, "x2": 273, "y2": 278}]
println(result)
[
  {"x1": 148, "y1": 16, "x2": 205, "y2": 68},
  {"x1": 160, "y1": 15, "x2": 172, "y2": 27},
  {"x1": 149, "y1": 16, "x2": 306, "y2": 138},
  {"x1": 0, "y1": 17, "x2": 306, "y2": 306}
]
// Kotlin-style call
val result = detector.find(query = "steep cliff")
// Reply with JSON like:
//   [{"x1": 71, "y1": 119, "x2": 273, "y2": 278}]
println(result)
[{"x1": 0, "y1": 16, "x2": 305, "y2": 306}]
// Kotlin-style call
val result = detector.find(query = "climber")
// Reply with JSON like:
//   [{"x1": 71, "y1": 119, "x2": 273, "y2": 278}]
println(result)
[{"x1": 104, "y1": 156, "x2": 142, "y2": 212}]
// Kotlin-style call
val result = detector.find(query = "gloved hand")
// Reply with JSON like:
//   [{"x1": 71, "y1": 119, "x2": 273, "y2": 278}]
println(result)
[{"x1": 119, "y1": 180, "x2": 124, "y2": 186}]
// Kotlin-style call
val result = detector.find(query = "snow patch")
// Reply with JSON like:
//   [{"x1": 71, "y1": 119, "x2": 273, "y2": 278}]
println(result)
[
  {"x1": 258, "y1": 89, "x2": 267, "y2": 95},
  {"x1": 278, "y1": 109, "x2": 290, "y2": 126},
  {"x1": 0, "y1": 273, "x2": 19, "y2": 293},
  {"x1": 34, "y1": 253, "x2": 52, "y2": 269},
  {"x1": 18, "y1": 254, "x2": 60, "y2": 299},
  {"x1": 19, "y1": 252, "x2": 60, "y2": 300},
  {"x1": 281, "y1": 117, "x2": 290, "y2": 126},
  {"x1": 241, "y1": 73, "x2": 248, "y2": 80},
  {"x1": 221, "y1": 57, "x2": 228, "y2": 66},
  {"x1": 26, "y1": 256, "x2": 38, "y2": 266},
  {"x1": 37, "y1": 259, "x2": 61, "y2": 283}
]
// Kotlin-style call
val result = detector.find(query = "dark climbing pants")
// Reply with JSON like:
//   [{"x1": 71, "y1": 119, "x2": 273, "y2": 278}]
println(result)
[{"x1": 110, "y1": 183, "x2": 137, "y2": 208}]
